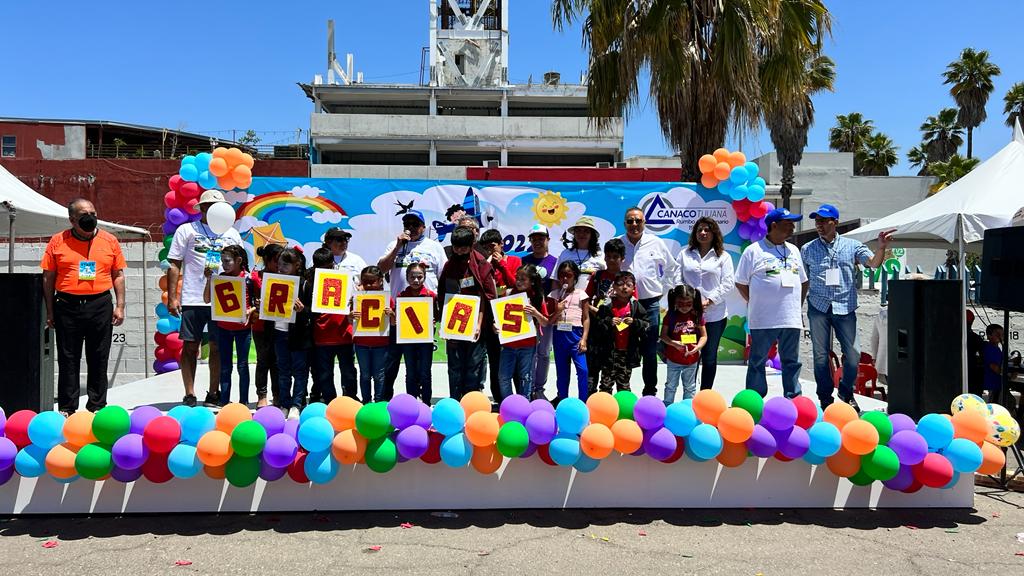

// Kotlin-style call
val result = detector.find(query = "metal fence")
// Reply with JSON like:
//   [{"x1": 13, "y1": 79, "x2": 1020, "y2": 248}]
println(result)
[
  {"x1": 860, "y1": 264, "x2": 983, "y2": 305},
  {"x1": 86, "y1": 143, "x2": 308, "y2": 160}
]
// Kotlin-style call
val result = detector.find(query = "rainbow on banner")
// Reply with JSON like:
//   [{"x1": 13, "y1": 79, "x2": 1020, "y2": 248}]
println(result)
[{"x1": 236, "y1": 191, "x2": 346, "y2": 221}]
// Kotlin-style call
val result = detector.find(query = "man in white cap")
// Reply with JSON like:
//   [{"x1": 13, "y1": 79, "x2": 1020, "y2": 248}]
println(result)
[
  {"x1": 168, "y1": 189, "x2": 243, "y2": 407},
  {"x1": 522, "y1": 224, "x2": 558, "y2": 399}
]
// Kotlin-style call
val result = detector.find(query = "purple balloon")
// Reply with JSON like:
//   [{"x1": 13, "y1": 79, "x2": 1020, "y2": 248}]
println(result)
[
  {"x1": 520, "y1": 441, "x2": 538, "y2": 458},
  {"x1": 746, "y1": 424, "x2": 778, "y2": 458},
  {"x1": 254, "y1": 406, "x2": 286, "y2": 437},
  {"x1": 882, "y1": 464, "x2": 915, "y2": 491},
  {"x1": 167, "y1": 208, "x2": 188, "y2": 226},
  {"x1": 282, "y1": 419, "x2": 299, "y2": 440},
  {"x1": 111, "y1": 433, "x2": 150, "y2": 470},
  {"x1": 110, "y1": 465, "x2": 143, "y2": 483},
  {"x1": 188, "y1": 211, "x2": 202, "y2": 222},
  {"x1": 633, "y1": 396, "x2": 667, "y2": 431},
  {"x1": 130, "y1": 406, "x2": 162, "y2": 435},
  {"x1": 529, "y1": 399, "x2": 555, "y2": 415},
  {"x1": 0, "y1": 465, "x2": 13, "y2": 486},
  {"x1": 161, "y1": 221, "x2": 178, "y2": 236},
  {"x1": 259, "y1": 460, "x2": 287, "y2": 481},
  {"x1": 644, "y1": 427, "x2": 677, "y2": 461},
  {"x1": 263, "y1": 433, "x2": 298, "y2": 469},
  {"x1": 0, "y1": 437, "x2": 17, "y2": 471},
  {"x1": 760, "y1": 397, "x2": 797, "y2": 431},
  {"x1": 888, "y1": 430, "x2": 928, "y2": 466},
  {"x1": 524, "y1": 410, "x2": 556, "y2": 445},
  {"x1": 0, "y1": 407, "x2": 6, "y2": 436},
  {"x1": 499, "y1": 394, "x2": 532, "y2": 424},
  {"x1": 388, "y1": 394, "x2": 421, "y2": 430},
  {"x1": 775, "y1": 426, "x2": 810, "y2": 459},
  {"x1": 395, "y1": 425, "x2": 429, "y2": 459},
  {"x1": 415, "y1": 403, "x2": 433, "y2": 429},
  {"x1": 888, "y1": 413, "x2": 916, "y2": 435}
]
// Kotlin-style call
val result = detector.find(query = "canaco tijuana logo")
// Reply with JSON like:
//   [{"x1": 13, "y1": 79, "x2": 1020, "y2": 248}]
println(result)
[{"x1": 641, "y1": 194, "x2": 732, "y2": 233}]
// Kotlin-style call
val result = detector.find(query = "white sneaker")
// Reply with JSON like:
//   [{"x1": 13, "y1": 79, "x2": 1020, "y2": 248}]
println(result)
[{"x1": 287, "y1": 407, "x2": 300, "y2": 420}]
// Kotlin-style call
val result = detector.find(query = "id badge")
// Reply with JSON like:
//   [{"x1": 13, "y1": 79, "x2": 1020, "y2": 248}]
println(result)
[
  {"x1": 681, "y1": 333, "x2": 697, "y2": 345},
  {"x1": 459, "y1": 276, "x2": 475, "y2": 289},
  {"x1": 780, "y1": 270, "x2": 798, "y2": 288},
  {"x1": 615, "y1": 321, "x2": 629, "y2": 332},
  {"x1": 557, "y1": 322, "x2": 573, "y2": 332},
  {"x1": 577, "y1": 273, "x2": 591, "y2": 290},
  {"x1": 825, "y1": 268, "x2": 841, "y2": 287},
  {"x1": 78, "y1": 260, "x2": 97, "y2": 281},
  {"x1": 205, "y1": 250, "x2": 222, "y2": 270}
]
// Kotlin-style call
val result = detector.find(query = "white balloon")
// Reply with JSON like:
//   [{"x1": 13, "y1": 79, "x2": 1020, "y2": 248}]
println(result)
[{"x1": 206, "y1": 202, "x2": 236, "y2": 235}]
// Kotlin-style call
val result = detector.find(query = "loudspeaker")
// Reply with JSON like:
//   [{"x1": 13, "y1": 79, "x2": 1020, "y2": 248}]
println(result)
[
  {"x1": 887, "y1": 279, "x2": 963, "y2": 419},
  {"x1": 0, "y1": 274, "x2": 54, "y2": 413},
  {"x1": 979, "y1": 226, "x2": 1024, "y2": 312}
]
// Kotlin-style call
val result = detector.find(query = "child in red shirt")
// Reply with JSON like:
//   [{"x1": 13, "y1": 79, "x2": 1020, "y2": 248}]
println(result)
[
  {"x1": 660, "y1": 284, "x2": 708, "y2": 404},
  {"x1": 587, "y1": 271, "x2": 650, "y2": 393},
  {"x1": 399, "y1": 263, "x2": 437, "y2": 404},
  {"x1": 352, "y1": 266, "x2": 395, "y2": 403},
  {"x1": 496, "y1": 264, "x2": 549, "y2": 399},
  {"x1": 310, "y1": 247, "x2": 356, "y2": 404}
]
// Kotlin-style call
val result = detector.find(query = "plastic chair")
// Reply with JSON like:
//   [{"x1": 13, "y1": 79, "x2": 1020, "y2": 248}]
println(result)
[
  {"x1": 830, "y1": 351, "x2": 842, "y2": 388},
  {"x1": 856, "y1": 363, "x2": 883, "y2": 400}
]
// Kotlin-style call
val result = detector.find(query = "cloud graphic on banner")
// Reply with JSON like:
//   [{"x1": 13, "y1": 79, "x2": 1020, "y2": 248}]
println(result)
[
  {"x1": 290, "y1": 185, "x2": 324, "y2": 198},
  {"x1": 234, "y1": 216, "x2": 267, "y2": 233},
  {"x1": 224, "y1": 190, "x2": 253, "y2": 204},
  {"x1": 310, "y1": 210, "x2": 343, "y2": 224},
  {"x1": 637, "y1": 187, "x2": 737, "y2": 237}
]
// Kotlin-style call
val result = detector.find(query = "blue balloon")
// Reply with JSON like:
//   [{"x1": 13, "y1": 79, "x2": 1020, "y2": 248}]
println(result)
[
  {"x1": 156, "y1": 318, "x2": 174, "y2": 334},
  {"x1": 753, "y1": 176, "x2": 767, "y2": 188},
  {"x1": 916, "y1": 413, "x2": 954, "y2": 452},
  {"x1": 155, "y1": 303, "x2": 169, "y2": 318},
  {"x1": 688, "y1": 424, "x2": 723, "y2": 460},
  {"x1": 303, "y1": 449, "x2": 339, "y2": 484},
  {"x1": 439, "y1": 433, "x2": 472, "y2": 467},
  {"x1": 167, "y1": 444, "x2": 203, "y2": 478},
  {"x1": 14, "y1": 444, "x2": 48, "y2": 477},
  {"x1": 807, "y1": 421, "x2": 841, "y2": 458},
  {"x1": 664, "y1": 402, "x2": 698, "y2": 437},
  {"x1": 178, "y1": 164, "x2": 199, "y2": 182},
  {"x1": 549, "y1": 433, "x2": 581, "y2": 466},
  {"x1": 167, "y1": 405, "x2": 192, "y2": 423},
  {"x1": 181, "y1": 407, "x2": 215, "y2": 444},
  {"x1": 198, "y1": 171, "x2": 219, "y2": 190},
  {"x1": 298, "y1": 416, "x2": 335, "y2": 453},
  {"x1": 432, "y1": 398, "x2": 466, "y2": 436},
  {"x1": 803, "y1": 451, "x2": 826, "y2": 465},
  {"x1": 180, "y1": 155, "x2": 197, "y2": 166},
  {"x1": 718, "y1": 179, "x2": 735, "y2": 195},
  {"x1": 194, "y1": 152, "x2": 212, "y2": 173},
  {"x1": 27, "y1": 411, "x2": 65, "y2": 450},
  {"x1": 747, "y1": 185, "x2": 766, "y2": 202},
  {"x1": 729, "y1": 165, "x2": 749, "y2": 185},
  {"x1": 732, "y1": 184, "x2": 749, "y2": 201},
  {"x1": 159, "y1": 260, "x2": 171, "y2": 272},
  {"x1": 744, "y1": 161, "x2": 760, "y2": 180},
  {"x1": 573, "y1": 453, "x2": 600, "y2": 473},
  {"x1": 941, "y1": 438, "x2": 983, "y2": 473},
  {"x1": 54, "y1": 475, "x2": 79, "y2": 484},
  {"x1": 300, "y1": 403, "x2": 328, "y2": 423},
  {"x1": 683, "y1": 442, "x2": 711, "y2": 462},
  {"x1": 168, "y1": 315, "x2": 181, "y2": 330},
  {"x1": 942, "y1": 471, "x2": 961, "y2": 489},
  {"x1": 554, "y1": 398, "x2": 589, "y2": 435}
]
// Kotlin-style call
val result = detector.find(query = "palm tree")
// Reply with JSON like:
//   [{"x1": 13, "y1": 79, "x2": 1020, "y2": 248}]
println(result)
[
  {"x1": 906, "y1": 144, "x2": 930, "y2": 176},
  {"x1": 855, "y1": 132, "x2": 898, "y2": 176},
  {"x1": 551, "y1": 0, "x2": 832, "y2": 182},
  {"x1": 767, "y1": 53, "x2": 836, "y2": 209},
  {"x1": 920, "y1": 108, "x2": 964, "y2": 163},
  {"x1": 1004, "y1": 82, "x2": 1024, "y2": 129},
  {"x1": 828, "y1": 112, "x2": 873, "y2": 175},
  {"x1": 928, "y1": 154, "x2": 980, "y2": 194},
  {"x1": 942, "y1": 48, "x2": 1001, "y2": 158}
]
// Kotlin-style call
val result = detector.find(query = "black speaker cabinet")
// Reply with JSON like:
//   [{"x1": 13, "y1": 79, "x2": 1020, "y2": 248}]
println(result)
[
  {"x1": 980, "y1": 226, "x2": 1024, "y2": 312},
  {"x1": 887, "y1": 279, "x2": 963, "y2": 419},
  {"x1": 0, "y1": 274, "x2": 54, "y2": 413}
]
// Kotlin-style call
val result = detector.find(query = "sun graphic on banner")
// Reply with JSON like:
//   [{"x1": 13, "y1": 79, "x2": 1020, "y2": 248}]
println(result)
[{"x1": 532, "y1": 190, "x2": 569, "y2": 227}]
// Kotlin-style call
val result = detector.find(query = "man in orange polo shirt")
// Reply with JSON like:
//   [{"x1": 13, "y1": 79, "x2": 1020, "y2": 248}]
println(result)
[{"x1": 40, "y1": 198, "x2": 127, "y2": 416}]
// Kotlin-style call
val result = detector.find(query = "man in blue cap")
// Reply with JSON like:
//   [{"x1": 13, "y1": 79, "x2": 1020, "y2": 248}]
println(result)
[
  {"x1": 801, "y1": 204, "x2": 894, "y2": 411},
  {"x1": 735, "y1": 207, "x2": 808, "y2": 399}
]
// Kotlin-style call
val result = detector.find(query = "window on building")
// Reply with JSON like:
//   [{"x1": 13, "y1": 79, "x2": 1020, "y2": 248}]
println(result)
[{"x1": 1, "y1": 135, "x2": 15, "y2": 157}]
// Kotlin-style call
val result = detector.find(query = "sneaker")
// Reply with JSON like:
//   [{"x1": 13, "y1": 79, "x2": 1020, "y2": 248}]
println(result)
[
  {"x1": 256, "y1": 397, "x2": 268, "y2": 408},
  {"x1": 840, "y1": 395, "x2": 861, "y2": 414},
  {"x1": 203, "y1": 391, "x2": 221, "y2": 407},
  {"x1": 287, "y1": 407, "x2": 300, "y2": 420},
  {"x1": 182, "y1": 394, "x2": 197, "y2": 408}
]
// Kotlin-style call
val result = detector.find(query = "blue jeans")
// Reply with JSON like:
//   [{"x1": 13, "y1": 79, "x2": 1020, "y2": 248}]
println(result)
[
  {"x1": 402, "y1": 343, "x2": 434, "y2": 404},
  {"x1": 354, "y1": 345, "x2": 388, "y2": 403},
  {"x1": 638, "y1": 297, "x2": 661, "y2": 396},
  {"x1": 807, "y1": 305, "x2": 860, "y2": 406},
  {"x1": 531, "y1": 325, "x2": 554, "y2": 398},
  {"x1": 273, "y1": 330, "x2": 309, "y2": 409},
  {"x1": 664, "y1": 360, "x2": 698, "y2": 404},
  {"x1": 313, "y1": 344, "x2": 356, "y2": 403},
  {"x1": 446, "y1": 339, "x2": 485, "y2": 400},
  {"x1": 700, "y1": 318, "x2": 727, "y2": 390},
  {"x1": 746, "y1": 328, "x2": 802, "y2": 398},
  {"x1": 499, "y1": 345, "x2": 535, "y2": 399},
  {"x1": 217, "y1": 328, "x2": 251, "y2": 404},
  {"x1": 553, "y1": 327, "x2": 589, "y2": 400}
]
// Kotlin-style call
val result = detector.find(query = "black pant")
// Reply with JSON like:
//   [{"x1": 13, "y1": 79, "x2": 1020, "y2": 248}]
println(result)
[
  {"x1": 251, "y1": 328, "x2": 277, "y2": 400},
  {"x1": 483, "y1": 328, "x2": 503, "y2": 403},
  {"x1": 382, "y1": 331, "x2": 401, "y2": 401},
  {"x1": 54, "y1": 291, "x2": 112, "y2": 413}
]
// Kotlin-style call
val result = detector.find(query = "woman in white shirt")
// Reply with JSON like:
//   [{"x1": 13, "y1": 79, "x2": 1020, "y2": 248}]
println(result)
[
  {"x1": 677, "y1": 217, "x2": 735, "y2": 390},
  {"x1": 556, "y1": 216, "x2": 605, "y2": 289}
]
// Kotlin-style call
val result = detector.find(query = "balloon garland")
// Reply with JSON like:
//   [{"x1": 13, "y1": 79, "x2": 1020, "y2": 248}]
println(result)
[{"x1": 698, "y1": 148, "x2": 772, "y2": 244}]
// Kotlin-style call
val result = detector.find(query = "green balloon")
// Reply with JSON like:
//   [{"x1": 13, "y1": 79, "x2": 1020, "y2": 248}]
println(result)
[
  {"x1": 231, "y1": 421, "x2": 267, "y2": 458},
  {"x1": 92, "y1": 406, "x2": 131, "y2": 445},
  {"x1": 365, "y1": 437, "x2": 397, "y2": 473},
  {"x1": 496, "y1": 422, "x2": 529, "y2": 457},
  {"x1": 356, "y1": 402, "x2": 393, "y2": 440},
  {"x1": 848, "y1": 467, "x2": 875, "y2": 486},
  {"x1": 162, "y1": 235, "x2": 173, "y2": 249},
  {"x1": 158, "y1": 247, "x2": 170, "y2": 261},
  {"x1": 860, "y1": 446, "x2": 900, "y2": 481},
  {"x1": 75, "y1": 443, "x2": 114, "y2": 480},
  {"x1": 860, "y1": 412, "x2": 893, "y2": 445},
  {"x1": 731, "y1": 389, "x2": 764, "y2": 423},
  {"x1": 225, "y1": 455, "x2": 261, "y2": 487},
  {"x1": 614, "y1": 391, "x2": 638, "y2": 420}
]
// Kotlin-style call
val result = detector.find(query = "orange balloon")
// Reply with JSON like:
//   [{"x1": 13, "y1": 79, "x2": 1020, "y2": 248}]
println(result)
[
  {"x1": 461, "y1": 391, "x2": 491, "y2": 417},
  {"x1": 216, "y1": 403, "x2": 252, "y2": 434},
  {"x1": 158, "y1": 275, "x2": 168, "y2": 291},
  {"x1": 977, "y1": 441, "x2": 1006, "y2": 475},
  {"x1": 196, "y1": 430, "x2": 233, "y2": 467},
  {"x1": 45, "y1": 443, "x2": 79, "y2": 479},
  {"x1": 840, "y1": 420, "x2": 879, "y2": 456},
  {"x1": 580, "y1": 423, "x2": 615, "y2": 459},
  {"x1": 232, "y1": 164, "x2": 252, "y2": 182},
  {"x1": 204, "y1": 464, "x2": 226, "y2": 479},
  {"x1": 212, "y1": 147, "x2": 228, "y2": 159},
  {"x1": 586, "y1": 392, "x2": 619, "y2": 427},
  {"x1": 951, "y1": 410, "x2": 988, "y2": 445},
  {"x1": 235, "y1": 175, "x2": 253, "y2": 190},
  {"x1": 225, "y1": 147, "x2": 245, "y2": 165},
  {"x1": 326, "y1": 396, "x2": 361, "y2": 431},
  {"x1": 331, "y1": 429, "x2": 367, "y2": 464},
  {"x1": 465, "y1": 411, "x2": 500, "y2": 447},
  {"x1": 716, "y1": 440, "x2": 748, "y2": 468},
  {"x1": 161, "y1": 291, "x2": 169, "y2": 306},
  {"x1": 826, "y1": 447, "x2": 860, "y2": 478},
  {"x1": 717, "y1": 407, "x2": 755, "y2": 444},
  {"x1": 700, "y1": 174, "x2": 719, "y2": 189},
  {"x1": 470, "y1": 444, "x2": 503, "y2": 474},
  {"x1": 727, "y1": 151, "x2": 747, "y2": 168},
  {"x1": 712, "y1": 147, "x2": 730, "y2": 162},
  {"x1": 241, "y1": 153, "x2": 255, "y2": 169},
  {"x1": 692, "y1": 389, "x2": 727, "y2": 426},
  {"x1": 208, "y1": 156, "x2": 230, "y2": 177},
  {"x1": 217, "y1": 175, "x2": 238, "y2": 191},
  {"x1": 698, "y1": 154, "x2": 718, "y2": 174},
  {"x1": 713, "y1": 162, "x2": 732, "y2": 181},
  {"x1": 63, "y1": 411, "x2": 97, "y2": 447},
  {"x1": 611, "y1": 419, "x2": 643, "y2": 454},
  {"x1": 823, "y1": 402, "x2": 858, "y2": 430}
]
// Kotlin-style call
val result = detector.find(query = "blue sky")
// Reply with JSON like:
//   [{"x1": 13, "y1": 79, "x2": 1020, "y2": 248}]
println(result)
[{"x1": 2, "y1": 1, "x2": 1021, "y2": 175}]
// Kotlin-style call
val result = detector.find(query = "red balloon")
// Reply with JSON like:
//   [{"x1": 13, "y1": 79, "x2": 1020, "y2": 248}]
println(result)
[
  {"x1": 912, "y1": 453, "x2": 954, "y2": 488},
  {"x1": 154, "y1": 346, "x2": 175, "y2": 362},
  {"x1": 288, "y1": 451, "x2": 309, "y2": 483},
  {"x1": 902, "y1": 479, "x2": 923, "y2": 494},
  {"x1": 180, "y1": 182, "x2": 201, "y2": 200},
  {"x1": 144, "y1": 416, "x2": 181, "y2": 453},
  {"x1": 142, "y1": 452, "x2": 173, "y2": 484},
  {"x1": 185, "y1": 199, "x2": 200, "y2": 215},
  {"x1": 164, "y1": 332, "x2": 183, "y2": 351},
  {"x1": 661, "y1": 436, "x2": 685, "y2": 464},
  {"x1": 420, "y1": 431, "x2": 443, "y2": 464},
  {"x1": 732, "y1": 199, "x2": 752, "y2": 222},
  {"x1": 537, "y1": 444, "x2": 558, "y2": 467},
  {"x1": 5, "y1": 410, "x2": 36, "y2": 448},
  {"x1": 168, "y1": 174, "x2": 184, "y2": 193},
  {"x1": 154, "y1": 332, "x2": 168, "y2": 346},
  {"x1": 792, "y1": 396, "x2": 818, "y2": 429},
  {"x1": 774, "y1": 452, "x2": 794, "y2": 462},
  {"x1": 163, "y1": 191, "x2": 179, "y2": 209}
]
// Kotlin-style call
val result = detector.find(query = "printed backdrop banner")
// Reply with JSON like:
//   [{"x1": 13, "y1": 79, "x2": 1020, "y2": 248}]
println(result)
[{"x1": 233, "y1": 178, "x2": 751, "y2": 362}]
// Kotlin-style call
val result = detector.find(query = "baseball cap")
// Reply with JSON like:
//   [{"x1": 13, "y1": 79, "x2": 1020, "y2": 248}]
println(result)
[
  {"x1": 528, "y1": 224, "x2": 549, "y2": 237},
  {"x1": 809, "y1": 204, "x2": 840, "y2": 220},
  {"x1": 401, "y1": 210, "x2": 425, "y2": 225},
  {"x1": 764, "y1": 208, "x2": 803, "y2": 227},
  {"x1": 568, "y1": 216, "x2": 597, "y2": 234},
  {"x1": 324, "y1": 227, "x2": 352, "y2": 241},
  {"x1": 198, "y1": 190, "x2": 227, "y2": 205}
]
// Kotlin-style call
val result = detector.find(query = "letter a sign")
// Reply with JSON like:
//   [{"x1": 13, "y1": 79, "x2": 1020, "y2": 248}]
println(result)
[
  {"x1": 211, "y1": 276, "x2": 247, "y2": 323},
  {"x1": 440, "y1": 294, "x2": 480, "y2": 342},
  {"x1": 312, "y1": 269, "x2": 351, "y2": 314},
  {"x1": 490, "y1": 293, "x2": 536, "y2": 344},
  {"x1": 259, "y1": 272, "x2": 298, "y2": 323},
  {"x1": 396, "y1": 297, "x2": 434, "y2": 344}
]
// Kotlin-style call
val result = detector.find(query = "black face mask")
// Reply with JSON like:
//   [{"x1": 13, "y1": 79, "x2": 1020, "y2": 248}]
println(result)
[{"x1": 78, "y1": 213, "x2": 98, "y2": 232}]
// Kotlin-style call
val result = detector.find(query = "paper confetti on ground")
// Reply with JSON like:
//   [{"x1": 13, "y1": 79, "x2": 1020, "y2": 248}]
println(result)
[
  {"x1": 400, "y1": 522, "x2": 414, "y2": 529},
  {"x1": 174, "y1": 561, "x2": 193, "y2": 567},
  {"x1": 41, "y1": 541, "x2": 58, "y2": 549}
]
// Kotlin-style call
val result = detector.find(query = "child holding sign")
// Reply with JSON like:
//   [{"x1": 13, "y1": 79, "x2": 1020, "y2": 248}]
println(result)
[
  {"x1": 548, "y1": 261, "x2": 590, "y2": 402},
  {"x1": 352, "y1": 266, "x2": 394, "y2": 403},
  {"x1": 660, "y1": 285, "x2": 707, "y2": 404},
  {"x1": 496, "y1": 264, "x2": 549, "y2": 399},
  {"x1": 203, "y1": 245, "x2": 256, "y2": 406},
  {"x1": 588, "y1": 271, "x2": 650, "y2": 393},
  {"x1": 274, "y1": 248, "x2": 314, "y2": 419},
  {"x1": 398, "y1": 263, "x2": 436, "y2": 404},
  {"x1": 251, "y1": 243, "x2": 283, "y2": 407},
  {"x1": 310, "y1": 247, "x2": 354, "y2": 404},
  {"x1": 584, "y1": 238, "x2": 633, "y2": 393}
]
